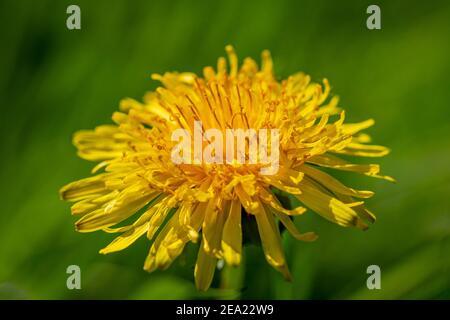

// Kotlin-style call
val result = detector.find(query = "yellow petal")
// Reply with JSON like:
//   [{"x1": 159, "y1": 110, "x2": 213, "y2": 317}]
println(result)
[
  {"x1": 146, "y1": 199, "x2": 173, "y2": 240},
  {"x1": 300, "y1": 164, "x2": 374, "y2": 198},
  {"x1": 194, "y1": 240, "x2": 217, "y2": 291},
  {"x1": 202, "y1": 197, "x2": 226, "y2": 258},
  {"x1": 225, "y1": 45, "x2": 238, "y2": 78},
  {"x1": 99, "y1": 223, "x2": 149, "y2": 254},
  {"x1": 235, "y1": 184, "x2": 259, "y2": 214},
  {"x1": 254, "y1": 200, "x2": 292, "y2": 280},
  {"x1": 177, "y1": 202, "x2": 207, "y2": 243},
  {"x1": 334, "y1": 142, "x2": 390, "y2": 157},
  {"x1": 73, "y1": 125, "x2": 131, "y2": 161},
  {"x1": 144, "y1": 201, "x2": 204, "y2": 273},
  {"x1": 295, "y1": 178, "x2": 367, "y2": 229},
  {"x1": 263, "y1": 174, "x2": 303, "y2": 195},
  {"x1": 221, "y1": 199, "x2": 242, "y2": 266},
  {"x1": 258, "y1": 188, "x2": 307, "y2": 216},
  {"x1": 144, "y1": 208, "x2": 183, "y2": 272},
  {"x1": 75, "y1": 188, "x2": 157, "y2": 232},
  {"x1": 307, "y1": 154, "x2": 395, "y2": 182},
  {"x1": 341, "y1": 119, "x2": 374, "y2": 135},
  {"x1": 154, "y1": 231, "x2": 186, "y2": 270},
  {"x1": 335, "y1": 193, "x2": 377, "y2": 223},
  {"x1": 261, "y1": 49, "x2": 273, "y2": 74},
  {"x1": 70, "y1": 190, "x2": 120, "y2": 216},
  {"x1": 60, "y1": 174, "x2": 107, "y2": 202},
  {"x1": 270, "y1": 207, "x2": 318, "y2": 242}
]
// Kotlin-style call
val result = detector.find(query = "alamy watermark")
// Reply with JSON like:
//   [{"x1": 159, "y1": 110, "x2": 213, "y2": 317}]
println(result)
[
  {"x1": 366, "y1": 264, "x2": 381, "y2": 290},
  {"x1": 366, "y1": 5, "x2": 381, "y2": 30},
  {"x1": 66, "y1": 265, "x2": 81, "y2": 290},
  {"x1": 66, "y1": 5, "x2": 81, "y2": 30},
  {"x1": 171, "y1": 121, "x2": 280, "y2": 175}
]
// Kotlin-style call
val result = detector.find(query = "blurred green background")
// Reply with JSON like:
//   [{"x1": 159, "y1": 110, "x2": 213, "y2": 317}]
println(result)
[{"x1": 1, "y1": 0, "x2": 449, "y2": 299}]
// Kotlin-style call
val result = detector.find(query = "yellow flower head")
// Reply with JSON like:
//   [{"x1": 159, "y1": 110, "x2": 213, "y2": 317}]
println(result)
[{"x1": 60, "y1": 46, "x2": 393, "y2": 291}]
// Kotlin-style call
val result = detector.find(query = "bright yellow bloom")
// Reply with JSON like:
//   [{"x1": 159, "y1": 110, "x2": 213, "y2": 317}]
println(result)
[{"x1": 60, "y1": 46, "x2": 393, "y2": 290}]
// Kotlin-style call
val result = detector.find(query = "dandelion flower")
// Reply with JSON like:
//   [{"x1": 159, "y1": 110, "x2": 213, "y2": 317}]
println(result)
[{"x1": 60, "y1": 46, "x2": 393, "y2": 291}]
